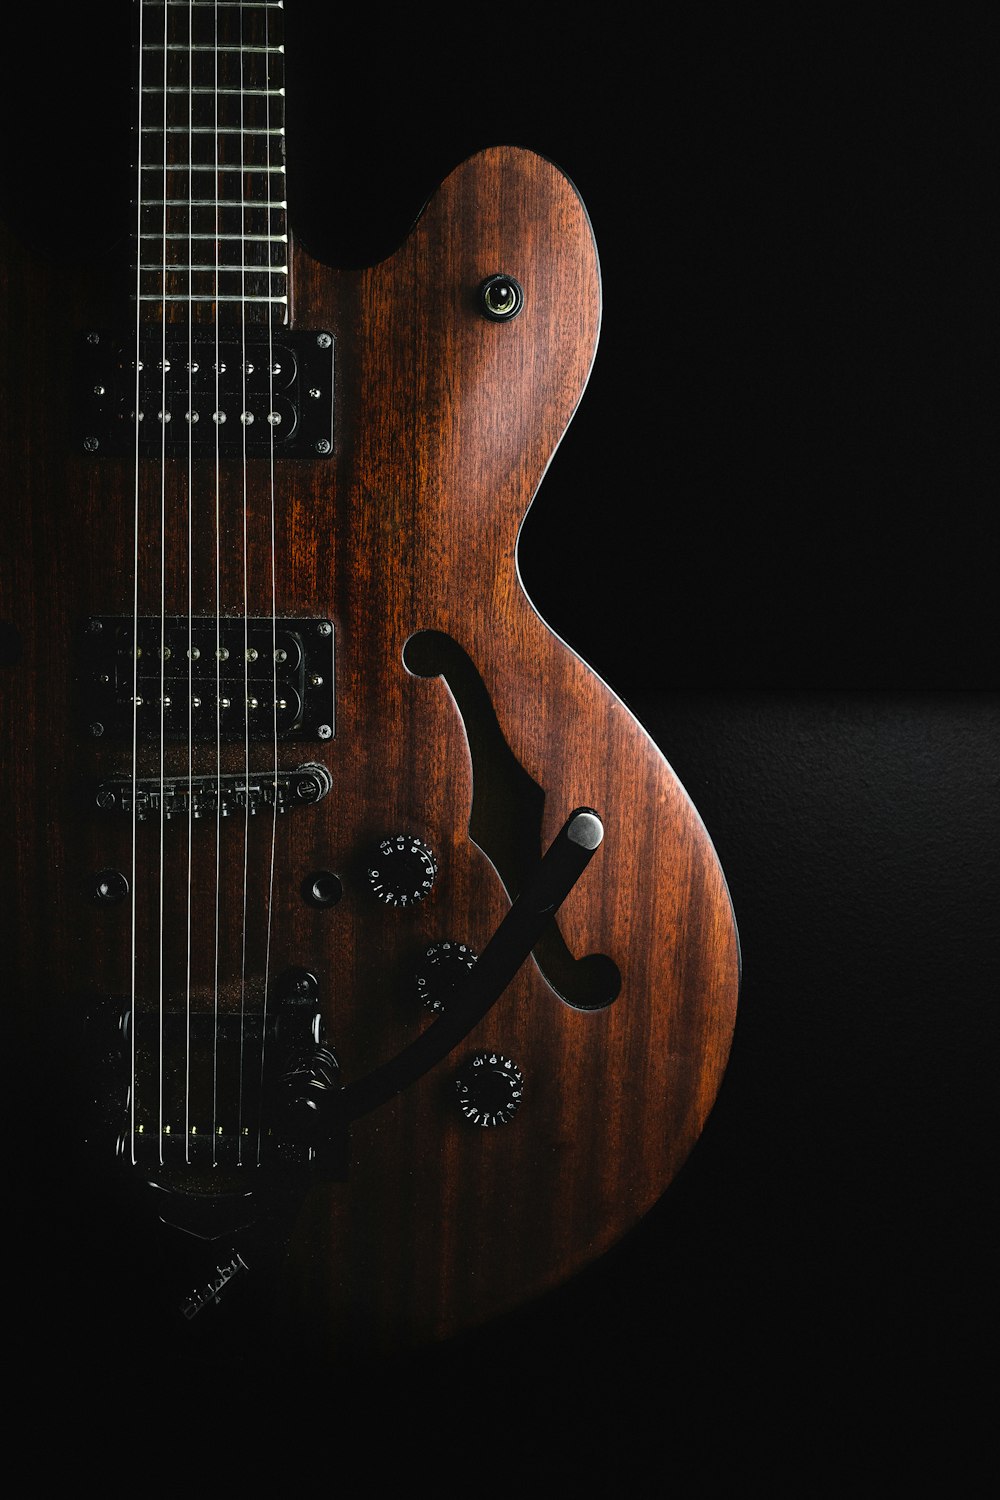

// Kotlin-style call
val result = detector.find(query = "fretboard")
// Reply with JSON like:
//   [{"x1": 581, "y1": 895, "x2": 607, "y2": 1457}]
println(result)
[{"x1": 136, "y1": 0, "x2": 287, "y2": 325}]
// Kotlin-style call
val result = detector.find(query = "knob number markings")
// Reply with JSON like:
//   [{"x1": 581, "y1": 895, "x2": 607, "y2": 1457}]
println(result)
[{"x1": 455, "y1": 1052, "x2": 524, "y2": 1127}]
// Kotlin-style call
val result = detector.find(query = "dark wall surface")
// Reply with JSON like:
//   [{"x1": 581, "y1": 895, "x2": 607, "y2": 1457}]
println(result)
[{"x1": 4, "y1": 6, "x2": 994, "y2": 1483}]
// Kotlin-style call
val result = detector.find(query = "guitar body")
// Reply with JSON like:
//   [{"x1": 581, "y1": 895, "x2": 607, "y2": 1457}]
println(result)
[{"x1": 1, "y1": 144, "x2": 738, "y2": 1360}]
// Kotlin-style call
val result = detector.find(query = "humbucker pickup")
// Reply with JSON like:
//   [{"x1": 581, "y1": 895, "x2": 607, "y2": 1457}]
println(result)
[
  {"x1": 95, "y1": 763, "x2": 333, "y2": 821},
  {"x1": 82, "y1": 616, "x2": 334, "y2": 742},
  {"x1": 79, "y1": 329, "x2": 334, "y2": 458}
]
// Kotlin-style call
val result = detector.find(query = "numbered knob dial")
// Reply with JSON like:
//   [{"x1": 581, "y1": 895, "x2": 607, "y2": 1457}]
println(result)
[
  {"x1": 415, "y1": 940, "x2": 478, "y2": 1013},
  {"x1": 367, "y1": 834, "x2": 437, "y2": 908},
  {"x1": 454, "y1": 1052, "x2": 524, "y2": 1127}
]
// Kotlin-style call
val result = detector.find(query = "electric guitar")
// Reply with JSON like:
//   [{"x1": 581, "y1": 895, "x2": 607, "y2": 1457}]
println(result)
[{"x1": 0, "y1": 2, "x2": 739, "y2": 1363}]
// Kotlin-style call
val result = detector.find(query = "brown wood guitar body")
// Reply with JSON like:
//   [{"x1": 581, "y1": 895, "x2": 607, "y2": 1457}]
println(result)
[{"x1": 0, "y1": 146, "x2": 738, "y2": 1360}]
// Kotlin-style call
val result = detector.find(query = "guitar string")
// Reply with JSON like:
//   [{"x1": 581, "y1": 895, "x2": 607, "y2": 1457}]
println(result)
[
  {"x1": 237, "y1": 0, "x2": 251, "y2": 1164},
  {"x1": 130, "y1": 0, "x2": 147, "y2": 1170},
  {"x1": 157, "y1": 0, "x2": 170, "y2": 1167},
  {"x1": 212, "y1": 0, "x2": 223, "y2": 1163},
  {"x1": 257, "y1": 0, "x2": 281, "y2": 1166},
  {"x1": 132, "y1": 3, "x2": 282, "y2": 1165},
  {"x1": 184, "y1": 0, "x2": 195, "y2": 1162}
]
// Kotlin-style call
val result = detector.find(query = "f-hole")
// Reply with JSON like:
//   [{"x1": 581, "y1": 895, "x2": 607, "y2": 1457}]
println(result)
[{"x1": 403, "y1": 629, "x2": 621, "y2": 1011}]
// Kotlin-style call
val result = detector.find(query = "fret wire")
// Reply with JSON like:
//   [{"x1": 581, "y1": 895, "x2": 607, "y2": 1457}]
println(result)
[
  {"x1": 137, "y1": 295, "x2": 288, "y2": 303},
  {"x1": 141, "y1": 87, "x2": 285, "y2": 96},
  {"x1": 142, "y1": 2, "x2": 284, "y2": 8},
  {"x1": 139, "y1": 264, "x2": 289, "y2": 272},
  {"x1": 141, "y1": 163, "x2": 286, "y2": 173},
  {"x1": 139, "y1": 232, "x2": 288, "y2": 241},
  {"x1": 146, "y1": 44, "x2": 283, "y2": 54},
  {"x1": 140, "y1": 199, "x2": 288, "y2": 208},
  {"x1": 141, "y1": 127, "x2": 285, "y2": 134}
]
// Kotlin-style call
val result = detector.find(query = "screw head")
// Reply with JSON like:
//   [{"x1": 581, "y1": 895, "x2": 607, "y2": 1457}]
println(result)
[
  {"x1": 84, "y1": 436, "x2": 100, "y2": 452},
  {"x1": 303, "y1": 871, "x2": 343, "y2": 909},
  {"x1": 316, "y1": 333, "x2": 332, "y2": 348},
  {"x1": 317, "y1": 723, "x2": 333, "y2": 740},
  {"x1": 314, "y1": 438, "x2": 332, "y2": 455},
  {"x1": 94, "y1": 868, "x2": 129, "y2": 903},
  {"x1": 286, "y1": 968, "x2": 319, "y2": 999},
  {"x1": 90, "y1": 721, "x2": 105, "y2": 737}
]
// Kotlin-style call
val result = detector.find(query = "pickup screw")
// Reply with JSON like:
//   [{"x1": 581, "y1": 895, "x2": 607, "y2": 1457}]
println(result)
[
  {"x1": 95, "y1": 789, "x2": 117, "y2": 810},
  {"x1": 316, "y1": 333, "x2": 332, "y2": 348},
  {"x1": 93, "y1": 385, "x2": 106, "y2": 396},
  {"x1": 314, "y1": 438, "x2": 331, "y2": 454},
  {"x1": 90, "y1": 721, "x2": 104, "y2": 737},
  {"x1": 88, "y1": 619, "x2": 103, "y2": 634},
  {"x1": 308, "y1": 387, "x2": 321, "y2": 399},
  {"x1": 318, "y1": 723, "x2": 332, "y2": 740},
  {"x1": 84, "y1": 436, "x2": 100, "y2": 452},
  {"x1": 86, "y1": 332, "x2": 100, "y2": 345},
  {"x1": 308, "y1": 673, "x2": 323, "y2": 687}
]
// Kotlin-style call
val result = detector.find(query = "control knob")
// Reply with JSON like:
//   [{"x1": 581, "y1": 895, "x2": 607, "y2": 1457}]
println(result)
[
  {"x1": 415, "y1": 940, "x2": 478, "y2": 1013},
  {"x1": 367, "y1": 834, "x2": 437, "y2": 907},
  {"x1": 454, "y1": 1052, "x2": 524, "y2": 1127}
]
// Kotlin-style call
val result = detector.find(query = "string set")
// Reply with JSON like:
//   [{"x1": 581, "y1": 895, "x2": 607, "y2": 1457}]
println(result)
[{"x1": 128, "y1": 0, "x2": 286, "y2": 1172}]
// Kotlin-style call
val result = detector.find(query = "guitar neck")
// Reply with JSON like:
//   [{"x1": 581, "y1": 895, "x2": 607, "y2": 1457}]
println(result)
[{"x1": 136, "y1": 0, "x2": 289, "y2": 325}]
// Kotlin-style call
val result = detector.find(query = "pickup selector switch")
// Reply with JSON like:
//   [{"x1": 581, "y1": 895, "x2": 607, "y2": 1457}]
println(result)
[
  {"x1": 454, "y1": 1052, "x2": 524, "y2": 1127},
  {"x1": 415, "y1": 940, "x2": 478, "y2": 1013},
  {"x1": 367, "y1": 834, "x2": 437, "y2": 907}
]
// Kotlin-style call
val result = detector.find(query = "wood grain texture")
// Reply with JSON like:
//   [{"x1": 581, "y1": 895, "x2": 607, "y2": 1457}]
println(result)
[{"x1": 0, "y1": 145, "x2": 738, "y2": 1361}]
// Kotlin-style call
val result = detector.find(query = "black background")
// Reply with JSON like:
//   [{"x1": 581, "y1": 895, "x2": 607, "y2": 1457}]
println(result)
[{"x1": 5, "y1": 5, "x2": 995, "y2": 1482}]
